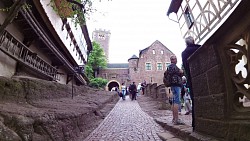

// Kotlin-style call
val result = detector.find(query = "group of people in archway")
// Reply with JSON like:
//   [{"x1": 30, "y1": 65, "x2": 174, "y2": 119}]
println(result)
[
  {"x1": 111, "y1": 81, "x2": 146, "y2": 101},
  {"x1": 164, "y1": 36, "x2": 201, "y2": 126}
]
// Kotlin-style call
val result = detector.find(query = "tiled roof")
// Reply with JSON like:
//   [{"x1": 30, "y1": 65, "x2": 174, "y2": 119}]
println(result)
[
  {"x1": 107, "y1": 63, "x2": 129, "y2": 68},
  {"x1": 128, "y1": 55, "x2": 139, "y2": 61}
]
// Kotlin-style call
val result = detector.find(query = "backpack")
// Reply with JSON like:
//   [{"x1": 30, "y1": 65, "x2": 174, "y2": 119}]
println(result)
[{"x1": 163, "y1": 67, "x2": 171, "y2": 87}]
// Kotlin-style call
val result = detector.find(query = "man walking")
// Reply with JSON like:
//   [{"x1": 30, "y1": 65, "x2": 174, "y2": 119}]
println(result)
[
  {"x1": 129, "y1": 82, "x2": 137, "y2": 100},
  {"x1": 165, "y1": 55, "x2": 184, "y2": 125}
]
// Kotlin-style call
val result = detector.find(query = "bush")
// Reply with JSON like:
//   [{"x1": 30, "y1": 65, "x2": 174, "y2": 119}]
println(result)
[{"x1": 89, "y1": 77, "x2": 108, "y2": 89}]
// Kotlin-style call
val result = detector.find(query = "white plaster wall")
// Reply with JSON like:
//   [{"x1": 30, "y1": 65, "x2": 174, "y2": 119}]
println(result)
[
  {"x1": 29, "y1": 43, "x2": 51, "y2": 64},
  {"x1": 57, "y1": 67, "x2": 68, "y2": 84},
  {"x1": 0, "y1": 2, "x2": 22, "y2": 78},
  {"x1": 39, "y1": 0, "x2": 88, "y2": 65},
  {"x1": 0, "y1": 51, "x2": 16, "y2": 77}
]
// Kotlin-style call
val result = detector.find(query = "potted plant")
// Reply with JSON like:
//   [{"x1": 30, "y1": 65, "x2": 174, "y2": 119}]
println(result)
[
  {"x1": 53, "y1": 0, "x2": 75, "y2": 18},
  {"x1": 49, "y1": 0, "x2": 93, "y2": 26}
]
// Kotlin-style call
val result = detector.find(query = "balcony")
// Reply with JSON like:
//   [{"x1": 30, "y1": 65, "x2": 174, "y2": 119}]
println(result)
[{"x1": 0, "y1": 30, "x2": 58, "y2": 81}]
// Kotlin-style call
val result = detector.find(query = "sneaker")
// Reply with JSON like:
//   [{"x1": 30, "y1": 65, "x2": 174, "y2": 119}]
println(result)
[{"x1": 173, "y1": 119, "x2": 185, "y2": 125}]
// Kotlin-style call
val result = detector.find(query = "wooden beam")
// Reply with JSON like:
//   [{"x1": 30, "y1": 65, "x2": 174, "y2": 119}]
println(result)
[{"x1": 0, "y1": 0, "x2": 26, "y2": 35}]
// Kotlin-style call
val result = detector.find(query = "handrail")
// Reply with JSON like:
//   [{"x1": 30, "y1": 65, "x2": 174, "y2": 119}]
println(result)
[{"x1": 0, "y1": 30, "x2": 58, "y2": 80}]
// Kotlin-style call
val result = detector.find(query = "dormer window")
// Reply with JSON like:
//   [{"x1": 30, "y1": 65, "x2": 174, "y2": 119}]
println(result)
[
  {"x1": 184, "y1": 7, "x2": 194, "y2": 29},
  {"x1": 161, "y1": 50, "x2": 164, "y2": 54}
]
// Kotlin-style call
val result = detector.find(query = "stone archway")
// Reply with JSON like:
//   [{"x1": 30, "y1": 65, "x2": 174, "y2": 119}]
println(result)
[{"x1": 106, "y1": 80, "x2": 121, "y2": 91}]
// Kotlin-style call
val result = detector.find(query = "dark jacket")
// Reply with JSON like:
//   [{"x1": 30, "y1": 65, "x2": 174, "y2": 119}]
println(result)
[
  {"x1": 129, "y1": 84, "x2": 137, "y2": 94},
  {"x1": 182, "y1": 44, "x2": 201, "y2": 87},
  {"x1": 182, "y1": 44, "x2": 201, "y2": 71}
]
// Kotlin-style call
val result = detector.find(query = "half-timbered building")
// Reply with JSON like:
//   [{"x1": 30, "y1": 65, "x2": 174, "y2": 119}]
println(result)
[
  {"x1": 167, "y1": 0, "x2": 250, "y2": 140},
  {"x1": 0, "y1": 0, "x2": 92, "y2": 85}
]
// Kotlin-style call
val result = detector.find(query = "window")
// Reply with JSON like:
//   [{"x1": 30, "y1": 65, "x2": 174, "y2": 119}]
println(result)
[
  {"x1": 109, "y1": 74, "x2": 116, "y2": 79},
  {"x1": 184, "y1": 7, "x2": 194, "y2": 29},
  {"x1": 157, "y1": 63, "x2": 163, "y2": 70},
  {"x1": 98, "y1": 34, "x2": 105, "y2": 40},
  {"x1": 152, "y1": 49, "x2": 155, "y2": 54},
  {"x1": 161, "y1": 50, "x2": 164, "y2": 54},
  {"x1": 166, "y1": 62, "x2": 171, "y2": 69},
  {"x1": 145, "y1": 63, "x2": 152, "y2": 70}
]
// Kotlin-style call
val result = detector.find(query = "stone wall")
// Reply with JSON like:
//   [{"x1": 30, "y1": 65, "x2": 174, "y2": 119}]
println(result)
[
  {"x1": 188, "y1": 1, "x2": 250, "y2": 140},
  {"x1": 189, "y1": 44, "x2": 227, "y2": 139},
  {"x1": 0, "y1": 76, "x2": 119, "y2": 141},
  {"x1": 144, "y1": 83, "x2": 169, "y2": 105}
]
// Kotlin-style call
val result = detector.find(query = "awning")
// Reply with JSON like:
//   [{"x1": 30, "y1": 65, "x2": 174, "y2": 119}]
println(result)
[{"x1": 167, "y1": 0, "x2": 183, "y2": 16}]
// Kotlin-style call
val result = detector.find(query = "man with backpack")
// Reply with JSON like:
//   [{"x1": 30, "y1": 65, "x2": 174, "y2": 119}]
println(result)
[{"x1": 163, "y1": 55, "x2": 184, "y2": 125}]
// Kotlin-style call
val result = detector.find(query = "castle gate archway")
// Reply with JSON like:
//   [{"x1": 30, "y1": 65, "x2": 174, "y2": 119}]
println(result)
[{"x1": 107, "y1": 80, "x2": 121, "y2": 91}]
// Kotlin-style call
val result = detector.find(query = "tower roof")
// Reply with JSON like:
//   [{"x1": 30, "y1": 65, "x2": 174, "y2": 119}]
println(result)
[{"x1": 128, "y1": 55, "x2": 139, "y2": 61}]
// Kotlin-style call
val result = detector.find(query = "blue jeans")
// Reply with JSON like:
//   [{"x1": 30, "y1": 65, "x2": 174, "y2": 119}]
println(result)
[
  {"x1": 122, "y1": 89, "x2": 126, "y2": 100},
  {"x1": 171, "y1": 86, "x2": 181, "y2": 105}
]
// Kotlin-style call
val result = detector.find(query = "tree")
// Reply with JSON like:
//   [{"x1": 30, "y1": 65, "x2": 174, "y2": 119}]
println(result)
[
  {"x1": 85, "y1": 41, "x2": 107, "y2": 79},
  {"x1": 85, "y1": 41, "x2": 108, "y2": 89}
]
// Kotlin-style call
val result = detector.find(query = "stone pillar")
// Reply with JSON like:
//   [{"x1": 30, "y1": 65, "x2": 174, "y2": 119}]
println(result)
[
  {"x1": 150, "y1": 83, "x2": 157, "y2": 99},
  {"x1": 156, "y1": 84, "x2": 167, "y2": 101},
  {"x1": 156, "y1": 84, "x2": 169, "y2": 110},
  {"x1": 145, "y1": 83, "x2": 151, "y2": 96}
]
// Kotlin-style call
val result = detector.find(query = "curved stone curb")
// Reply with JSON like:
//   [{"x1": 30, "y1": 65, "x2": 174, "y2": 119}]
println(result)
[{"x1": 154, "y1": 117, "x2": 219, "y2": 141}]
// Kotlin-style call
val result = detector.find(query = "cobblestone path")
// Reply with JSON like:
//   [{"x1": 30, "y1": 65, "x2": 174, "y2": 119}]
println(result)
[{"x1": 84, "y1": 95, "x2": 165, "y2": 141}]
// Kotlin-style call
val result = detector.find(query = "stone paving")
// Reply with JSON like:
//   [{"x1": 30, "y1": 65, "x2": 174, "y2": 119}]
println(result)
[{"x1": 84, "y1": 95, "x2": 183, "y2": 141}]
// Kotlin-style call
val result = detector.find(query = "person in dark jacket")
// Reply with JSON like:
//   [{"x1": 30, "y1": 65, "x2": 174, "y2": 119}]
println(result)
[
  {"x1": 129, "y1": 82, "x2": 137, "y2": 100},
  {"x1": 182, "y1": 36, "x2": 201, "y2": 129}
]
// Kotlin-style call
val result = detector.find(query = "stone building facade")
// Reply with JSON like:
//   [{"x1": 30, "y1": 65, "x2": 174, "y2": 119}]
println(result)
[{"x1": 96, "y1": 40, "x2": 175, "y2": 90}]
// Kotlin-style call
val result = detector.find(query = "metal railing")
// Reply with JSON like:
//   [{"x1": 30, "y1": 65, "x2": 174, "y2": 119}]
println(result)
[{"x1": 0, "y1": 30, "x2": 58, "y2": 80}]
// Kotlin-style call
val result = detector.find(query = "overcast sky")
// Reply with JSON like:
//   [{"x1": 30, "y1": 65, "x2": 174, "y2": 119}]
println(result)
[{"x1": 87, "y1": 0, "x2": 185, "y2": 67}]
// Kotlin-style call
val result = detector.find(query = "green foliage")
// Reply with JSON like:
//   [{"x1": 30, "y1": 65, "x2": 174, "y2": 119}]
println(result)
[
  {"x1": 0, "y1": 3, "x2": 31, "y2": 12},
  {"x1": 89, "y1": 77, "x2": 108, "y2": 89},
  {"x1": 85, "y1": 64, "x2": 94, "y2": 79},
  {"x1": 85, "y1": 41, "x2": 107, "y2": 78}
]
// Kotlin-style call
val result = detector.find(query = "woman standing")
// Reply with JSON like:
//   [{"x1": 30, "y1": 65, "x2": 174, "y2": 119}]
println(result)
[{"x1": 121, "y1": 83, "x2": 126, "y2": 100}]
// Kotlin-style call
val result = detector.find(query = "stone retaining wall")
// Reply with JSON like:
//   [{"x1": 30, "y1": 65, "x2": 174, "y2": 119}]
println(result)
[{"x1": 144, "y1": 83, "x2": 169, "y2": 105}]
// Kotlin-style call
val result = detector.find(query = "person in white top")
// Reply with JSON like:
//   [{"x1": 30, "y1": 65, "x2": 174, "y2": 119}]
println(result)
[
  {"x1": 121, "y1": 83, "x2": 126, "y2": 100},
  {"x1": 183, "y1": 87, "x2": 192, "y2": 115},
  {"x1": 137, "y1": 83, "x2": 141, "y2": 96},
  {"x1": 111, "y1": 87, "x2": 116, "y2": 92}
]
